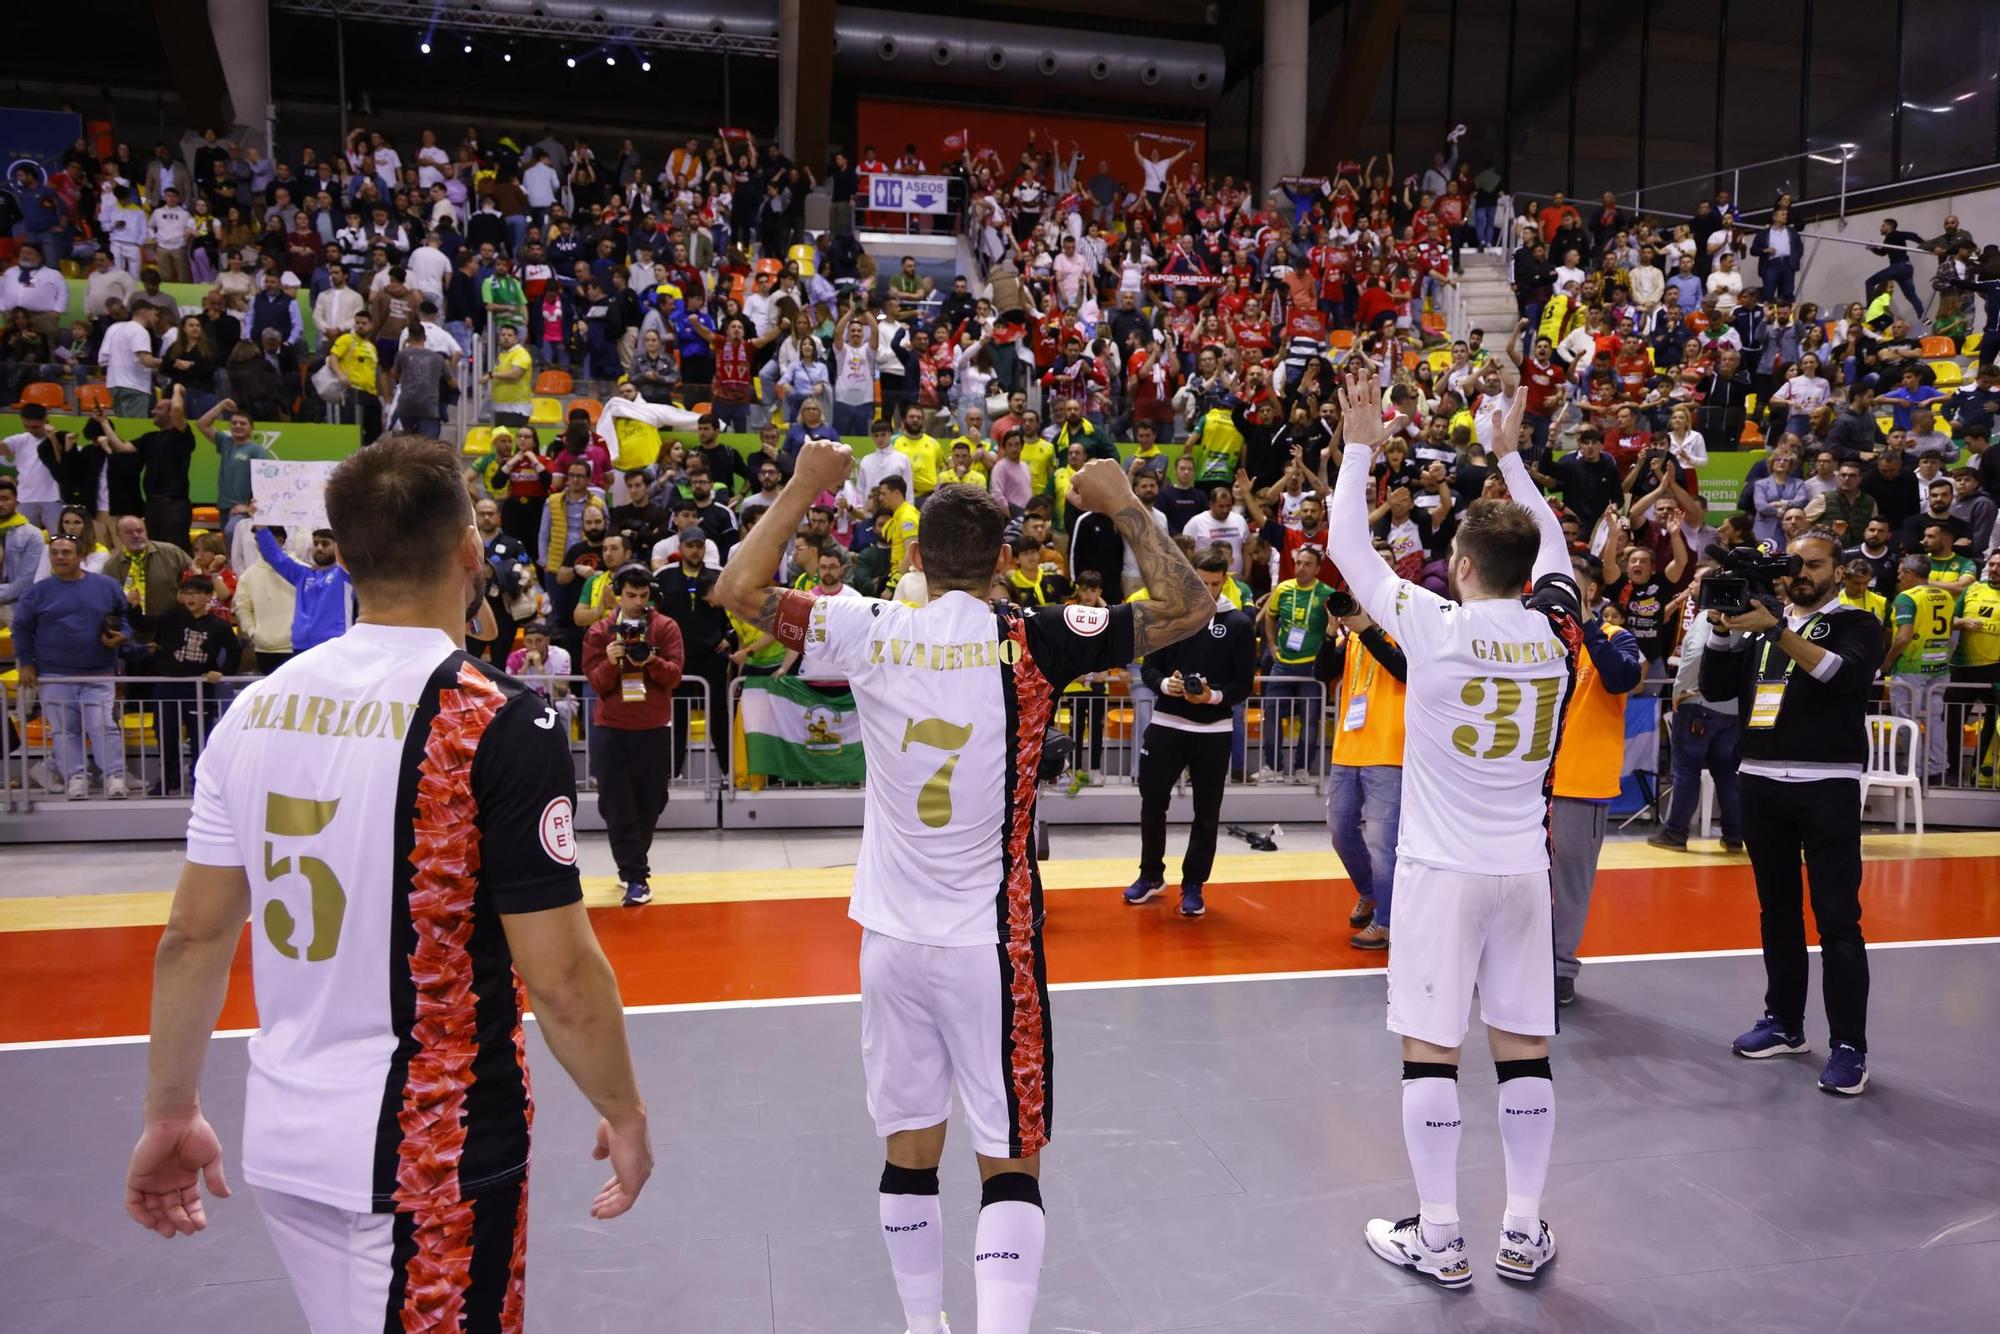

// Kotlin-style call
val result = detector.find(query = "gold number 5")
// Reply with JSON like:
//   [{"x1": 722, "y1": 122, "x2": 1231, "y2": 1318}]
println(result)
[
  {"x1": 261, "y1": 793, "x2": 346, "y2": 962},
  {"x1": 901, "y1": 717, "x2": 975, "y2": 828}
]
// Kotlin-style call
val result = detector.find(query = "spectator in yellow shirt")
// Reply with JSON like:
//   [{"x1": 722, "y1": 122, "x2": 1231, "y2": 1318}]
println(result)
[
  {"x1": 891, "y1": 403, "x2": 944, "y2": 497},
  {"x1": 486, "y1": 322, "x2": 535, "y2": 428},
  {"x1": 329, "y1": 310, "x2": 382, "y2": 441},
  {"x1": 877, "y1": 474, "x2": 920, "y2": 579}
]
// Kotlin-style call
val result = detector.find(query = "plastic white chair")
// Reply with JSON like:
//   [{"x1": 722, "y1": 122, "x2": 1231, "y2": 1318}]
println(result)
[
  {"x1": 1695, "y1": 772, "x2": 1717, "y2": 838},
  {"x1": 1860, "y1": 716, "x2": 1925, "y2": 834}
]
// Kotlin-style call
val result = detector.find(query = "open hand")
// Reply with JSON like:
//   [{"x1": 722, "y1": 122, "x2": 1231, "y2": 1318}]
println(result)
[
  {"x1": 1334, "y1": 367, "x2": 1408, "y2": 457},
  {"x1": 125, "y1": 1115, "x2": 230, "y2": 1238},
  {"x1": 589, "y1": 1114, "x2": 653, "y2": 1219}
]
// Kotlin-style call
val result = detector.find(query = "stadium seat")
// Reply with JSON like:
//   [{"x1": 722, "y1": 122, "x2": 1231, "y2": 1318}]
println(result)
[
  {"x1": 1420, "y1": 312, "x2": 1445, "y2": 333},
  {"x1": 568, "y1": 397, "x2": 603, "y2": 425},
  {"x1": 191, "y1": 506, "x2": 220, "y2": 530},
  {"x1": 534, "y1": 370, "x2": 573, "y2": 396},
  {"x1": 77, "y1": 384, "x2": 112, "y2": 412},
  {"x1": 1427, "y1": 349, "x2": 1453, "y2": 372},
  {"x1": 528, "y1": 397, "x2": 564, "y2": 426},
  {"x1": 688, "y1": 401, "x2": 712, "y2": 416},
  {"x1": 1929, "y1": 360, "x2": 1963, "y2": 387},
  {"x1": 1919, "y1": 335, "x2": 1956, "y2": 358},
  {"x1": 462, "y1": 425, "x2": 493, "y2": 457},
  {"x1": 1738, "y1": 420, "x2": 1765, "y2": 448},
  {"x1": 1964, "y1": 333, "x2": 1984, "y2": 356},
  {"x1": 754, "y1": 257, "x2": 783, "y2": 280},
  {"x1": 16, "y1": 383, "x2": 65, "y2": 411},
  {"x1": 1401, "y1": 350, "x2": 1419, "y2": 370},
  {"x1": 787, "y1": 243, "x2": 817, "y2": 277},
  {"x1": 1330, "y1": 330, "x2": 1356, "y2": 351}
]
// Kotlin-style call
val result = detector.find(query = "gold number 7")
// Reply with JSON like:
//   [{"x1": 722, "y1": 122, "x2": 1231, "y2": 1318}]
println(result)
[
  {"x1": 902, "y1": 717, "x2": 975, "y2": 828},
  {"x1": 262, "y1": 793, "x2": 346, "y2": 962}
]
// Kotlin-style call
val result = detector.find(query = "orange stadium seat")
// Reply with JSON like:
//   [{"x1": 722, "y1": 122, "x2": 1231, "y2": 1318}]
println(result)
[
  {"x1": 1919, "y1": 335, "x2": 1956, "y2": 358},
  {"x1": 76, "y1": 384, "x2": 112, "y2": 412},
  {"x1": 567, "y1": 397, "x2": 603, "y2": 425},
  {"x1": 534, "y1": 370, "x2": 574, "y2": 396},
  {"x1": 16, "y1": 383, "x2": 65, "y2": 410}
]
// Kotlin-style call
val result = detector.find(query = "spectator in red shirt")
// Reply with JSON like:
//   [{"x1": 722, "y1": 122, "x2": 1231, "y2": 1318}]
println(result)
[{"x1": 1510, "y1": 318, "x2": 1569, "y2": 447}]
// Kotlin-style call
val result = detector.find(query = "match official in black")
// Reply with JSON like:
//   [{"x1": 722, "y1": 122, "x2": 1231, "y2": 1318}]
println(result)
[{"x1": 1699, "y1": 528, "x2": 1884, "y2": 1095}]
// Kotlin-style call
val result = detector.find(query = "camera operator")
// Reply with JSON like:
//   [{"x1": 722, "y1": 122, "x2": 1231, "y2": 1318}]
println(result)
[
  {"x1": 1698, "y1": 528, "x2": 1884, "y2": 1094},
  {"x1": 583, "y1": 565, "x2": 686, "y2": 908},
  {"x1": 1123, "y1": 548, "x2": 1257, "y2": 919},
  {"x1": 1649, "y1": 562, "x2": 1744, "y2": 853}
]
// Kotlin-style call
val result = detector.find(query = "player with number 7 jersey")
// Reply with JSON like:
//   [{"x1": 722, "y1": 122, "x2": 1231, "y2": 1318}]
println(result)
[{"x1": 717, "y1": 440, "x2": 1214, "y2": 1334}]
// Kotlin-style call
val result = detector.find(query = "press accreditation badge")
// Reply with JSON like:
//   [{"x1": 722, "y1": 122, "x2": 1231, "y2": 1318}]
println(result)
[
  {"x1": 1343, "y1": 692, "x2": 1369, "y2": 732},
  {"x1": 1748, "y1": 681, "x2": 1784, "y2": 729},
  {"x1": 621, "y1": 668, "x2": 647, "y2": 703},
  {"x1": 1286, "y1": 626, "x2": 1308, "y2": 653}
]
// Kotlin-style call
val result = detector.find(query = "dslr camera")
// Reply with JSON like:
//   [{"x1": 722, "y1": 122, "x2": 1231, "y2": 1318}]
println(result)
[
  {"x1": 616, "y1": 618, "x2": 653, "y2": 665},
  {"x1": 1696, "y1": 544, "x2": 1796, "y2": 617},
  {"x1": 1326, "y1": 589, "x2": 1359, "y2": 618},
  {"x1": 1181, "y1": 672, "x2": 1208, "y2": 700}
]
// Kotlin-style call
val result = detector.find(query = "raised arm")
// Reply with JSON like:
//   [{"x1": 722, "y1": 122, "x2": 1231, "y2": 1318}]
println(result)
[
  {"x1": 1327, "y1": 368, "x2": 1409, "y2": 618},
  {"x1": 714, "y1": 439, "x2": 855, "y2": 630},
  {"x1": 1485, "y1": 388, "x2": 1570, "y2": 582},
  {"x1": 1068, "y1": 459, "x2": 1210, "y2": 656}
]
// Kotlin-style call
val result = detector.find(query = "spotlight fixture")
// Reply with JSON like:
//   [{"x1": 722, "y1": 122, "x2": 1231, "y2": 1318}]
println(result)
[
  {"x1": 640, "y1": 57, "x2": 652, "y2": 72},
  {"x1": 605, "y1": 54, "x2": 616, "y2": 66},
  {"x1": 502, "y1": 46, "x2": 513, "y2": 62},
  {"x1": 462, "y1": 39, "x2": 473, "y2": 54},
  {"x1": 565, "y1": 54, "x2": 577, "y2": 67},
  {"x1": 419, "y1": 39, "x2": 432, "y2": 54}
]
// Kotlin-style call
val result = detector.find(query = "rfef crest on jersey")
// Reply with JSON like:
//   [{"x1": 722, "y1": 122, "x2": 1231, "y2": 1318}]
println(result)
[
  {"x1": 538, "y1": 797, "x2": 577, "y2": 865},
  {"x1": 1062, "y1": 603, "x2": 1111, "y2": 637}
]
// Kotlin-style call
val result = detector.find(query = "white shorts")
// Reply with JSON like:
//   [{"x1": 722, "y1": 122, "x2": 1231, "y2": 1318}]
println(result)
[
  {"x1": 256, "y1": 1178, "x2": 528, "y2": 1333},
  {"x1": 1386, "y1": 859, "x2": 1557, "y2": 1049},
  {"x1": 860, "y1": 928, "x2": 1052, "y2": 1160}
]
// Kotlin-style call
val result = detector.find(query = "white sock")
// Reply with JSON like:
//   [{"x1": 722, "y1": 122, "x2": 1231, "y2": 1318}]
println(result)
[
  {"x1": 1400, "y1": 1071, "x2": 1462, "y2": 1249},
  {"x1": 1498, "y1": 1073, "x2": 1555, "y2": 1236},
  {"x1": 880, "y1": 1184, "x2": 943, "y2": 1334},
  {"x1": 974, "y1": 1198, "x2": 1045, "y2": 1334}
]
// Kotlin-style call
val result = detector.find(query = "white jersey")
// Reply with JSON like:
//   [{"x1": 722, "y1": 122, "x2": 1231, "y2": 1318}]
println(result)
[
  {"x1": 1329, "y1": 449, "x2": 1582, "y2": 876},
  {"x1": 185, "y1": 622, "x2": 583, "y2": 1213},
  {"x1": 791, "y1": 590, "x2": 1133, "y2": 946}
]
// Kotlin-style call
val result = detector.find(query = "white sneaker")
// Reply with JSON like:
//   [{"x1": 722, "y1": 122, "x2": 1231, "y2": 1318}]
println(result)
[
  {"x1": 105, "y1": 773, "x2": 130, "y2": 800},
  {"x1": 904, "y1": 1317, "x2": 952, "y2": 1334},
  {"x1": 65, "y1": 772, "x2": 89, "y2": 801},
  {"x1": 28, "y1": 759, "x2": 62, "y2": 794},
  {"x1": 1365, "y1": 1215, "x2": 1471, "y2": 1289},
  {"x1": 1495, "y1": 1219, "x2": 1557, "y2": 1282}
]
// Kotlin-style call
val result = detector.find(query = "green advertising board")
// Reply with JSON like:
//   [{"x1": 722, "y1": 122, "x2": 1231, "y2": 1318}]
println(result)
[
  {"x1": 0, "y1": 414, "x2": 361, "y2": 505},
  {"x1": 61, "y1": 277, "x2": 320, "y2": 350}
]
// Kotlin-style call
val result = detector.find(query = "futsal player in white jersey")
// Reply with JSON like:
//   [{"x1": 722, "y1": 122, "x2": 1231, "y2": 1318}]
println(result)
[
  {"x1": 125, "y1": 436, "x2": 653, "y2": 1333},
  {"x1": 718, "y1": 441, "x2": 1210, "y2": 1334},
  {"x1": 1323, "y1": 369, "x2": 1583, "y2": 1288}
]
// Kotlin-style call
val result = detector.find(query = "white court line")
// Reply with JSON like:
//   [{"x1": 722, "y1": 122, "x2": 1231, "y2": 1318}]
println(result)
[{"x1": 5, "y1": 935, "x2": 1997, "y2": 1054}]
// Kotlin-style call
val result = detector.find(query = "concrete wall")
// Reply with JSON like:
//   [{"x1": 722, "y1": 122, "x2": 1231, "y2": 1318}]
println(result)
[{"x1": 1775, "y1": 183, "x2": 2000, "y2": 323}]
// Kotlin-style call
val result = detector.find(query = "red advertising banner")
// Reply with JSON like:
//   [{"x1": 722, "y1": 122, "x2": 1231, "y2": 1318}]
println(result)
[{"x1": 855, "y1": 98, "x2": 1209, "y2": 194}]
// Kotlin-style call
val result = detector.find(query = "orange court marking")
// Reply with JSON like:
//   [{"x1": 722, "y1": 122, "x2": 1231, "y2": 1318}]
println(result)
[{"x1": 4, "y1": 856, "x2": 1998, "y2": 1045}]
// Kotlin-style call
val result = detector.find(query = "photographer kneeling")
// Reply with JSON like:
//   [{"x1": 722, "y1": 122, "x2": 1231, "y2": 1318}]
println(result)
[
  {"x1": 583, "y1": 566, "x2": 686, "y2": 907},
  {"x1": 1697, "y1": 529, "x2": 1884, "y2": 1095}
]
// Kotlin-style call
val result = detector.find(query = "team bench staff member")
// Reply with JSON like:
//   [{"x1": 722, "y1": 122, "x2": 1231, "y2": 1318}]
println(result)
[{"x1": 1699, "y1": 527, "x2": 1884, "y2": 1096}]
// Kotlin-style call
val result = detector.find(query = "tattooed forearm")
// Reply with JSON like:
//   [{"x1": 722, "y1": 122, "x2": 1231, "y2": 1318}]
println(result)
[
  {"x1": 1113, "y1": 502, "x2": 1210, "y2": 654},
  {"x1": 750, "y1": 589, "x2": 782, "y2": 633}
]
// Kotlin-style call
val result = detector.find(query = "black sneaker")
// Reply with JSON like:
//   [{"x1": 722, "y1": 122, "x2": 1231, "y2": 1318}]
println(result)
[
  {"x1": 1555, "y1": 976, "x2": 1576, "y2": 1007},
  {"x1": 621, "y1": 880, "x2": 653, "y2": 907},
  {"x1": 1720, "y1": 837, "x2": 1745, "y2": 853},
  {"x1": 1645, "y1": 831, "x2": 1688, "y2": 851}
]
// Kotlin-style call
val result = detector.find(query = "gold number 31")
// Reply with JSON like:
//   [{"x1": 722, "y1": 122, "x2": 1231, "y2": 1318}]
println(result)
[
  {"x1": 902, "y1": 717, "x2": 975, "y2": 827},
  {"x1": 261, "y1": 793, "x2": 346, "y2": 962},
  {"x1": 1451, "y1": 676, "x2": 1562, "y2": 761}
]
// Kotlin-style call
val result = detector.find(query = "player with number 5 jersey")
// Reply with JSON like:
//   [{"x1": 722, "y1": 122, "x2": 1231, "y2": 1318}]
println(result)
[
  {"x1": 718, "y1": 441, "x2": 1212, "y2": 1334},
  {"x1": 126, "y1": 437, "x2": 651, "y2": 1334},
  {"x1": 1321, "y1": 367, "x2": 1583, "y2": 1293}
]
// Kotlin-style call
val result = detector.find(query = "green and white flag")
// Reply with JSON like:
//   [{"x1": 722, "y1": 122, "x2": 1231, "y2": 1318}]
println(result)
[{"x1": 738, "y1": 676, "x2": 867, "y2": 783}]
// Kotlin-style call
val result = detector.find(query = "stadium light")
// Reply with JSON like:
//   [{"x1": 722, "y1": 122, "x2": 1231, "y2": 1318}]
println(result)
[{"x1": 418, "y1": 39, "x2": 431, "y2": 54}]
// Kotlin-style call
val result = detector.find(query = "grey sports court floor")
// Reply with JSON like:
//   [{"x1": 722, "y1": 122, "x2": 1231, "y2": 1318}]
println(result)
[{"x1": 3, "y1": 943, "x2": 1996, "y2": 1333}]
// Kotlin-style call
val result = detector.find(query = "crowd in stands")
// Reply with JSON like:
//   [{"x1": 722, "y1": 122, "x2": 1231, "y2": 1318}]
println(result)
[{"x1": 6, "y1": 115, "x2": 2000, "y2": 804}]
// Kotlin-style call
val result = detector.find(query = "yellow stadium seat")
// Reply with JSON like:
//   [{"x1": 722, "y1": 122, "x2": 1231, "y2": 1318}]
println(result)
[
  {"x1": 528, "y1": 396, "x2": 564, "y2": 426},
  {"x1": 787, "y1": 243, "x2": 817, "y2": 277},
  {"x1": 1929, "y1": 360, "x2": 1963, "y2": 387},
  {"x1": 1427, "y1": 349, "x2": 1453, "y2": 372},
  {"x1": 462, "y1": 425, "x2": 493, "y2": 457},
  {"x1": 1963, "y1": 333, "x2": 1984, "y2": 356}
]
